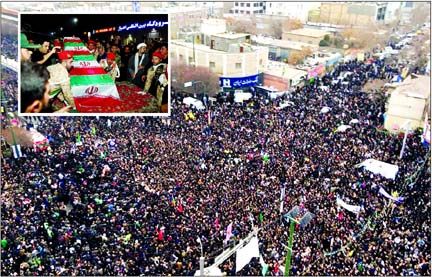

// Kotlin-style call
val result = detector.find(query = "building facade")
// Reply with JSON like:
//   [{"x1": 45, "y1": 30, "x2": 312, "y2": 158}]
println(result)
[
  {"x1": 265, "y1": 2, "x2": 321, "y2": 22},
  {"x1": 229, "y1": 1, "x2": 266, "y2": 15},
  {"x1": 316, "y1": 2, "x2": 389, "y2": 27}
]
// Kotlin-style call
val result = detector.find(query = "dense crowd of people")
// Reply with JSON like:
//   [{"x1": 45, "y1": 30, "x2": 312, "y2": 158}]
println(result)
[
  {"x1": 2, "y1": 53, "x2": 430, "y2": 276},
  {"x1": 1, "y1": 33, "x2": 18, "y2": 60}
]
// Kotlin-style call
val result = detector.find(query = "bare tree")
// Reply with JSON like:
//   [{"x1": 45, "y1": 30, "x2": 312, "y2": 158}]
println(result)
[
  {"x1": 270, "y1": 19, "x2": 283, "y2": 39},
  {"x1": 340, "y1": 27, "x2": 385, "y2": 51},
  {"x1": 226, "y1": 16, "x2": 256, "y2": 34},
  {"x1": 171, "y1": 61, "x2": 220, "y2": 97},
  {"x1": 410, "y1": 2, "x2": 431, "y2": 27}
]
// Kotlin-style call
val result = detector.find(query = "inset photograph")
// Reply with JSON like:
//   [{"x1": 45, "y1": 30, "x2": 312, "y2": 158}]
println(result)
[{"x1": 19, "y1": 13, "x2": 169, "y2": 115}]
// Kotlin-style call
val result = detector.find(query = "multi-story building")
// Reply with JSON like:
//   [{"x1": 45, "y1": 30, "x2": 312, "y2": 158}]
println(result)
[
  {"x1": 315, "y1": 2, "x2": 390, "y2": 26},
  {"x1": 229, "y1": 1, "x2": 266, "y2": 15},
  {"x1": 265, "y1": 2, "x2": 321, "y2": 22}
]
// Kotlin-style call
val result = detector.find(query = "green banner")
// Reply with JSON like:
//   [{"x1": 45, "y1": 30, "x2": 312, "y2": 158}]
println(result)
[
  {"x1": 70, "y1": 74, "x2": 114, "y2": 86},
  {"x1": 73, "y1": 55, "x2": 97, "y2": 61},
  {"x1": 64, "y1": 42, "x2": 86, "y2": 47}
]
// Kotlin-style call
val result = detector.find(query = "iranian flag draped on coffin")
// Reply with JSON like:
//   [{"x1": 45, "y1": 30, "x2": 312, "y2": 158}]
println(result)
[{"x1": 64, "y1": 37, "x2": 121, "y2": 112}]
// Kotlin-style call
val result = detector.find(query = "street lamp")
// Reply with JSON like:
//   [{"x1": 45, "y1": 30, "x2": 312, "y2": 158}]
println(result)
[
  {"x1": 196, "y1": 237, "x2": 204, "y2": 277},
  {"x1": 283, "y1": 206, "x2": 315, "y2": 276}
]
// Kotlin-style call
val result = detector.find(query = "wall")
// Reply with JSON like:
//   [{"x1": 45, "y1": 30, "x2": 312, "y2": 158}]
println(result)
[
  {"x1": 171, "y1": 41, "x2": 268, "y2": 77},
  {"x1": 318, "y1": 2, "x2": 378, "y2": 26},
  {"x1": 281, "y1": 33, "x2": 323, "y2": 45}
]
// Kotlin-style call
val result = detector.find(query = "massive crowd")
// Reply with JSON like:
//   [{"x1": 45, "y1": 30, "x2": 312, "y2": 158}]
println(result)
[{"x1": 1, "y1": 52, "x2": 430, "y2": 276}]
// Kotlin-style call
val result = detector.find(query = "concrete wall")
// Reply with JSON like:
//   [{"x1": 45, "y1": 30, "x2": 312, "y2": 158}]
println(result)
[
  {"x1": 262, "y1": 73, "x2": 289, "y2": 91},
  {"x1": 281, "y1": 33, "x2": 323, "y2": 46},
  {"x1": 318, "y1": 3, "x2": 378, "y2": 26}
]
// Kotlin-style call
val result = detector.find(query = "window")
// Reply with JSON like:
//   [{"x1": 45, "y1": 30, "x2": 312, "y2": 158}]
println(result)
[
  {"x1": 246, "y1": 11, "x2": 250, "y2": 14},
  {"x1": 246, "y1": 3, "x2": 250, "y2": 7},
  {"x1": 255, "y1": 3, "x2": 259, "y2": 7},
  {"x1": 405, "y1": 2, "x2": 413, "y2": 8},
  {"x1": 240, "y1": 3, "x2": 244, "y2": 7},
  {"x1": 235, "y1": 62, "x2": 242, "y2": 69},
  {"x1": 179, "y1": 54, "x2": 184, "y2": 60},
  {"x1": 189, "y1": 57, "x2": 193, "y2": 64},
  {"x1": 235, "y1": 2, "x2": 238, "y2": 6},
  {"x1": 209, "y1": 62, "x2": 215, "y2": 68},
  {"x1": 259, "y1": 59, "x2": 263, "y2": 65}
]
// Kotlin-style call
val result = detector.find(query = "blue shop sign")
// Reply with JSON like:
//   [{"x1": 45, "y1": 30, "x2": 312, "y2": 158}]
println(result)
[{"x1": 219, "y1": 74, "x2": 260, "y2": 88}]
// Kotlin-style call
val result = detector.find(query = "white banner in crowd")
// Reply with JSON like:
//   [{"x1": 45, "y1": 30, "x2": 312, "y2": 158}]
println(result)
[
  {"x1": 337, "y1": 125, "x2": 352, "y2": 132},
  {"x1": 350, "y1": 119, "x2": 360, "y2": 124},
  {"x1": 235, "y1": 236, "x2": 260, "y2": 272},
  {"x1": 320, "y1": 107, "x2": 331, "y2": 114},
  {"x1": 358, "y1": 159, "x2": 399, "y2": 180},
  {"x1": 379, "y1": 187, "x2": 405, "y2": 203},
  {"x1": 336, "y1": 197, "x2": 361, "y2": 214}
]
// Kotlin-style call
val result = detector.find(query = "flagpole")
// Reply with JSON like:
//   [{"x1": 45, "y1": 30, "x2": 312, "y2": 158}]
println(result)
[
  {"x1": 399, "y1": 121, "x2": 411, "y2": 159},
  {"x1": 284, "y1": 219, "x2": 295, "y2": 276}
]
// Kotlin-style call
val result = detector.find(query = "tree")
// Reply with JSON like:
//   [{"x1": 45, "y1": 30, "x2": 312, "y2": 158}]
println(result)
[
  {"x1": 340, "y1": 27, "x2": 386, "y2": 51},
  {"x1": 282, "y1": 18, "x2": 304, "y2": 32},
  {"x1": 226, "y1": 16, "x2": 256, "y2": 34},
  {"x1": 171, "y1": 61, "x2": 220, "y2": 97},
  {"x1": 288, "y1": 47, "x2": 312, "y2": 65},
  {"x1": 410, "y1": 2, "x2": 431, "y2": 27},
  {"x1": 270, "y1": 19, "x2": 283, "y2": 39}
]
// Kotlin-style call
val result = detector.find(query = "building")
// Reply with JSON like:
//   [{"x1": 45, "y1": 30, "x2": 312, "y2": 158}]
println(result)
[
  {"x1": 282, "y1": 28, "x2": 331, "y2": 46},
  {"x1": 315, "y1": 2, "x2": 389, "y2": 27},
  {"x1": 200, "y1": 19, "x2": 227, "y2": 46},
  {"x1": 229, "y1": 1, "x2": 266, "y2": 15},
  {"x1": 265, "y1": 2, "x2": 321, "y2": 22},
  {"x1": 252, "y1": 35, "x2": 319, "y2": 62},
  {"x1": 169, "y1": 6, "x2": 208, "y2": 39},
  {"x1": 384, "y1": 74, "x2": 431, "y2": 133},
  {"x1": 385, "y1": 2, "x2": 403, "y2": 25},
  {"x1": 263, "y1": 61, "x2": 307, "y2": 91},
  {"x1": 171, "y1": 34, "x2": 268, "y2": 90}
]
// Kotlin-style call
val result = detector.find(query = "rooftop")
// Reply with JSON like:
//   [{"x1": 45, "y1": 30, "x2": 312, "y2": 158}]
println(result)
[
  {"x1": 252, "y1": 36, "x2": 318, "y2": 51},
  {"x1": 265, "y1": 61, "x2": 307, "y2": 79},
  {"x1": 284, "y1": 28, "x2": 331, "y2": 38},
  {"x1": 212, "y1": 32, "x2": 250, "y2": 40},
  {"x1": 171, "y1": 39, "x2": 267, "y2": 54}
]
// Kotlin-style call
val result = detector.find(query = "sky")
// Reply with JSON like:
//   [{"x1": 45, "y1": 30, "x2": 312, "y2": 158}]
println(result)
[{"x1": 20, "y1": 13, "x2": 168, "y2": 41}]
